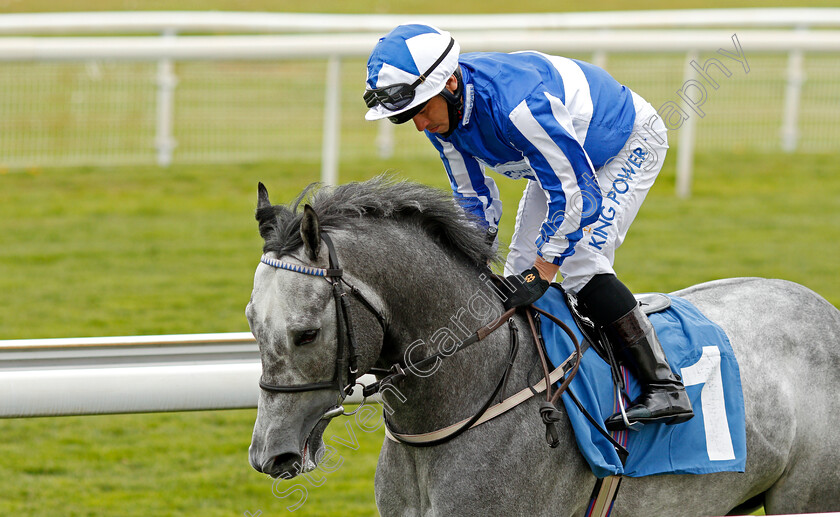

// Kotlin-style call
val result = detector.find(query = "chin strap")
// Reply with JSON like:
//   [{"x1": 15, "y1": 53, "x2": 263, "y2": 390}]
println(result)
[{"x1": 440, "y1": 67, "x2": 463, "y2": 138}]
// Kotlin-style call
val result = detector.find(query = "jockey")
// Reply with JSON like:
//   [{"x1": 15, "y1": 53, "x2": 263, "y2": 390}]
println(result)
[{"x1": 363, "y1": 24, "x2": 693, "y2": 431}]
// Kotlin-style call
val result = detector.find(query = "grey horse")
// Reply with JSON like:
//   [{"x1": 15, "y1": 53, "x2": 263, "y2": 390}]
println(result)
[{"x1": 247, "y1": 178, "x2": 840, "y2": 516}]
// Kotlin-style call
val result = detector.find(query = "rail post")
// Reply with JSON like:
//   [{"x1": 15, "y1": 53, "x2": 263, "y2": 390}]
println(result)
[
  {"x1": 321, "y1": 55, "x2": 341, "y2": 185},
  {"x1": 781, "y1": 25, "x2": 807, "y2": 153},
  {"x1": 154, "y1": 28, "x2": 177, "y2": 167},
  {"x1": 676, "y1": 50, "x2": 699, "y2": 199}
]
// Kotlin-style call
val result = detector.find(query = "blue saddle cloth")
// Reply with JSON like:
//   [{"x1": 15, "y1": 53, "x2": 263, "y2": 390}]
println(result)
[{"x1": 532, "y1": 288, "x2": 747, "y2": 478}]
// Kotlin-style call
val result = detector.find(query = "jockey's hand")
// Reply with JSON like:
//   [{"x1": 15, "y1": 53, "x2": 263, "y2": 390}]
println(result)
[{"x1": 500, "y1": 266, "x2": 550, "y2": 310}]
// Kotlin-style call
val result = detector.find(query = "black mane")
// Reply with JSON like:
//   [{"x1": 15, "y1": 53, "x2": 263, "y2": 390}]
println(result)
[{"x1": 256, "y1": 176, "x2": 496, "y2": 267}]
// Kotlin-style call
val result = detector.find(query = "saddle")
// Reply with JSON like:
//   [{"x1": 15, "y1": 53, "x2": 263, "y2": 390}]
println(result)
[
  {"x1": 531, "y1": 288, "x2": 673, "y2": 517},
  {"x1": 523, "y1": 287, "x2": 674, "y2": 460},
  {"x1": 532, "y1": 287, "x2": 746, "y2": 479}
]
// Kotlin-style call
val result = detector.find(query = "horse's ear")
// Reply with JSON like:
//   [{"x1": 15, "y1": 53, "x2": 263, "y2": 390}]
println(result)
[
  {"x1": 255, "y1": 182, "x2": 276, "y2": 241},
  {"x1": 300, "y1": 204, "x2": 321, "y2": 261},
  {"x1": 257, "y1": 182, "x2": 271, "y2": 209}
]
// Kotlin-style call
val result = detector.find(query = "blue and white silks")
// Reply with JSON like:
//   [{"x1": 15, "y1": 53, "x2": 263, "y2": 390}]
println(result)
[
  {"x1": 427, "y1": 52, "x2": 637, "y2": 266},
  {"x1": 532, "y1": 288, "x2": 747, "y2": 478}
]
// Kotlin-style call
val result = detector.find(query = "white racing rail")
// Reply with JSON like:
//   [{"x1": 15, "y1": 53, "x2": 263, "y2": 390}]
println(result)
[
  {"x1": 0, "y1": 333, "x2": 374, "y2": 418},
  {"x1": 1, "y1": 9, "x2": 840, "y2": 34},
  {"x1": 2, "y1": 28, "x2": 839, "y2": 195},
  {"x1": 2, "y1": 30, "x2": 839, "y2": 59},
  {"x1": 1, "y1": 9, "x2": 840, "y2": 196}
]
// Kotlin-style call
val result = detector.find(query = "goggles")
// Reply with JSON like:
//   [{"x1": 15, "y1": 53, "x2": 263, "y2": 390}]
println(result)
[
  {"x1": 387, "y1": 99, "x2": 429, "y2": 125},
  {"x1": 364, "y1": 37, "x2": 455, "y2": 112}
]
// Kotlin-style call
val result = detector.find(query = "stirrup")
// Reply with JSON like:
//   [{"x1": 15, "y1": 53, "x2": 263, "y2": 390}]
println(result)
[{"x1": 615, "y1": 385, "x2": 643, "y2": 432}]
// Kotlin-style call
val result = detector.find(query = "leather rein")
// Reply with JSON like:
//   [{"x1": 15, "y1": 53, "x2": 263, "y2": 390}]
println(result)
[{"x1": 257, "y1": 232, "x2": 583, "y2": 447}]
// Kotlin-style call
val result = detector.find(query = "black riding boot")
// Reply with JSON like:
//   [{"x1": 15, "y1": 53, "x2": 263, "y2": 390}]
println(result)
[{"x1": 603, "y1": 305, "x2": 694, "y2": 431}]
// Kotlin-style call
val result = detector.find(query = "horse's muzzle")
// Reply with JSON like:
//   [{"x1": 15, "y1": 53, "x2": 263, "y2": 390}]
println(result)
[{"x1": 255, "y1": 451, "x2": 303, "y2": 479}]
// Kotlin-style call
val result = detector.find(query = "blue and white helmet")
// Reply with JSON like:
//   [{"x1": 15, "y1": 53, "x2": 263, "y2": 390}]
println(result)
[{"x1": 364, "y1": 24, "x2": 460, "y2": 121}]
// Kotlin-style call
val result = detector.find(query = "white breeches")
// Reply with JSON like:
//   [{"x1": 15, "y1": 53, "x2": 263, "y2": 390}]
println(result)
[{"x1": 504, "y1": 91, "x2": 669, "y2": 294}]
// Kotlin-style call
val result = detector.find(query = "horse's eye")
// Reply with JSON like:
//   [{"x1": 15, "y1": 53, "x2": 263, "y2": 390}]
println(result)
[{"x1": 294, "y1": 329, "x2": 319, "y2": 346}]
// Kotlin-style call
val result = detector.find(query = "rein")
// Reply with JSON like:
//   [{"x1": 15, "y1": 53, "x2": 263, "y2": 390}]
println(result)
[
  {"x1": 361, "y1": 306, "x2": 518, "y2": 398},
  {"x1": 257, "y1": 233, "x2": 583, "y2": 448}
]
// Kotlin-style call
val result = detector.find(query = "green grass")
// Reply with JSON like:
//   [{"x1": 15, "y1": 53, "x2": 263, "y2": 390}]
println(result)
[
  {"x1": 1, "y1": 150, "x2": 838, "y2": 515},
  {"x1": 611, "y1": 151, "x2": 840, "y2": 302},
  {"x1": 3, "y1": 5, "x2": 840, "y2": 168},
  {"x1": 0, "y1": 408, "x2": 384, "y2": 517}
]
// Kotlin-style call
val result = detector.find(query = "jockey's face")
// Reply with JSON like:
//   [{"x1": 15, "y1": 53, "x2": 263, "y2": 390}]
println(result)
[
  {"x1": 411, "y1": 95, "x2": 449, "y2": 134},
  {"x1": 411, "y1": 74, "x2": 458, "y2": 134}
]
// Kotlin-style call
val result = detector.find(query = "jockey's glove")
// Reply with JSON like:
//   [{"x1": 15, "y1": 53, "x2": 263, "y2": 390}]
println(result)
[{"x1": 500, "y1": 266, "x2": 550, "y2": 310}]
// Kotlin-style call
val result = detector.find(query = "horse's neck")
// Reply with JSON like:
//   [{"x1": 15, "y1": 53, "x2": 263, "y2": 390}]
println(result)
[
  {"x1": 384, "y1": 306, "x2": 543, "y2": 436},
  {"x1": 374, "y1": 267, "x2": 539, "y2": 432},
  {"x1": 337, "y1": 228, "x2": 541, "y2": 432}
]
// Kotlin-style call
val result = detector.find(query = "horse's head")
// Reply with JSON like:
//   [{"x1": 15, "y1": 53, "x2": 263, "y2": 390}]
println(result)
[
  {"x1": 247, "y1": 177, "x2": 498, "y2": 479},
  {"x1": 247, "y1": 183, "x2": 386, "y2": 479}
]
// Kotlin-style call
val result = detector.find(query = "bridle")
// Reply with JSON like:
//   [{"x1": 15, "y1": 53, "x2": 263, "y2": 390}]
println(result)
[
  {"x1": 256, "y1": 230, "x2": 585, "y2": 448},
  {"x1": 257, "y1": 233, "x2": 387, "y2": 413}
]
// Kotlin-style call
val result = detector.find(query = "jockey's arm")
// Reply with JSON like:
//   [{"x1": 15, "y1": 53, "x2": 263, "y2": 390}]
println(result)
[
  {"x1": 534, "y1": 255, "x2": 560, "y2": 283},
  {"x1": 505, "y1": 89, "x2": 603, "y2": 283},
  {"x1": 427, "y1": 134, "x2": 502, "y2": 230}
]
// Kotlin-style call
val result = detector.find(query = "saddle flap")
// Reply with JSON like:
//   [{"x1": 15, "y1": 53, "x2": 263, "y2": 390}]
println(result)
[{"x1": 634, "y1": 293, "x2": 671, "y2": 315}]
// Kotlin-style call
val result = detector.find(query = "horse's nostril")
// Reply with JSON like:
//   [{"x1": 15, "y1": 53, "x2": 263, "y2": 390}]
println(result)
[
  {"x1": 264, "y1": 452, "x2": 303, "y2": 478},
  {"x1": 249, "y1": 446, "x2": 264, "y2": 473}
]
